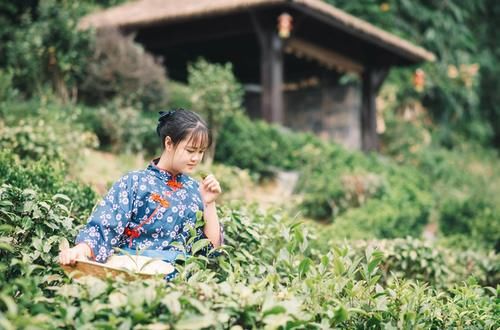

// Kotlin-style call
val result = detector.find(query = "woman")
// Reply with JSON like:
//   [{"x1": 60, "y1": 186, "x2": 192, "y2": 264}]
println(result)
[{"x1": 59, "y1": 109, "x2": 223, "y2": 278}]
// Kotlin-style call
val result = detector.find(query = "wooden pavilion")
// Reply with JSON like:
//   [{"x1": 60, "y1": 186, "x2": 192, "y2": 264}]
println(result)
[{"x1": 80, "y1": 0, "x2": 435, "y2": 151}]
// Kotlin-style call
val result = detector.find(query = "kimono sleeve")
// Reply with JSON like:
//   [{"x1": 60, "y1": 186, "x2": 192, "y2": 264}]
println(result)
[{"x1": 75, "y1": 175, "x2": 136, "y2": 262}]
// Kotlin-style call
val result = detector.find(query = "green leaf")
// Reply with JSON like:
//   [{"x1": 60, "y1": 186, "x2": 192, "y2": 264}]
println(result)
[
  {"x1": 333, "y1": 305, "x2": 349, "y2": 323},
  {"x1": 161, "y1": 291, "x2": 182, "y2": 316},
  {"x1": 175, "y1": 314, "x2": 216, "y2": 330},
  {"x1": 298, "y1": 257, "x2": 312, "y2": 278},
  {"x1": 52, "y1": 193, "x2": 71, "y2": 202},
  {"x1": 191, "y1": 239, "x2": 211, "y2": 255},
  {"x1": 333, "y1": 256, "x2": 345, "y2": 275},
  {"x1": 368, "y1": 251, "x2": 384, "y2": 275},
  {"x1": 263, "y1": 305, "x2": 287, "y2": 317},
  {"x1": 0, "y1": 294, "x2": 18, "y2": 316}
]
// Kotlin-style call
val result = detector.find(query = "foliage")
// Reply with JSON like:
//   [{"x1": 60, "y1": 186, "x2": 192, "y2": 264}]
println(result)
[
  {"x1": 79, "y1": 27, "x2": 169, "y2": 111},
  {"x1": 0, "y1": 97, "x2": 99, "y2": 164},
  {"x1": 78, "y1": 100, "x2": 160, "y2": 156},
  {"x1": 188, "y1": 59, "x2": 244, "y2": 160},
  {"x1": 1, "y1": 0, "x2": 94, "y2": 101},
  {"x1": 216, "y1": 113, "x2": 431, "y2": 239},
  {"x1": 438, "y1": 194, "x2": 499, "y2": 251},
  {"x1": 346, "y1": 237, "x2": 499, "y2": 288},
  {"x1": 381, "y1": 105, "x2": 500, "y2": 251},
  {"x1": 0, "y1": 69, "x2": 18, "y2": 102},
  {"x1": 0, "y1": 149, "x2": 97, "y2": 218},
  {"x1": 1, "y1": 196, "x2": 498, "y2": 329},
  {"x1": 166, "y1": 81, "x2": 193, "y2": 110},
  {"x1": 326, "y1": 0, "x2": 498, "y2": 146},
  {"x1": 215, "y1": 113, "x2": 317, "y2": 180}
]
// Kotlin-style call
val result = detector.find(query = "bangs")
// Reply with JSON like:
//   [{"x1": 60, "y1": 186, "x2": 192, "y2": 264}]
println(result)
[{"x1": 185, "y1": 124, "x2": 211, "y2": 149}]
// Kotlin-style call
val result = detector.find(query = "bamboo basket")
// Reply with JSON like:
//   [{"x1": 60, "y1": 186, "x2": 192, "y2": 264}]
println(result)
[{"x1": 61, "y1": 256, "x2": 175, "y2": 280}]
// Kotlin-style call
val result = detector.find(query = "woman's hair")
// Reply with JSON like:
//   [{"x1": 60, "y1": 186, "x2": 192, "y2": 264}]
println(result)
[{"x1": 156, "y1": 108, "x2": 212, "y2": 150}]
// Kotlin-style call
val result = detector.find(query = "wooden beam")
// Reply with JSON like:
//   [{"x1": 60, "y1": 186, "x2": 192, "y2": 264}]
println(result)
[
  {"x1": 252, "y1": 13, "x2": 284, "y2": 124},
  {"x1": 134, "y1": 14, "x2": 254, "y2": 48},
  {"x1": 285, "y1": 37, "x2": 364, "y2": 74},
  {"x1": 361, "y1": 67, "x2": 388, "y2": 151}
]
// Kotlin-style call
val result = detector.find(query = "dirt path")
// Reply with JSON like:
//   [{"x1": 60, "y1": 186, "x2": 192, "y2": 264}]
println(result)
[
  {"x1": 241, "y1": 171, "x2": 301, "y2": 210},
  {"x1": 76, "y1": 150, "x2": 299, "y2": 210}
]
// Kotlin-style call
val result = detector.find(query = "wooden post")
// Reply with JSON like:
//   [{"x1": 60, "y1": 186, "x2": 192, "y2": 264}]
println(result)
[
  {"x1": 252, "y1": 13, "x2": 284, "y2": 124},
  {"x1": 361, "y1": 67, "x2": 388, "y2": 151}
]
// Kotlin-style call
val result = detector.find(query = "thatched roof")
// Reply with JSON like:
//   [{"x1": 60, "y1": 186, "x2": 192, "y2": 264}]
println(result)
[{"x1": 80, "y1": 0, "x2": 435, "y2": 63}]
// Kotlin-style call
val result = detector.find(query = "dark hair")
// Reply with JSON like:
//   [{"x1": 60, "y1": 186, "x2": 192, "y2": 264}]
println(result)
[{"x1": 156, "y1": 108, "x2": 212, "y2": 150}]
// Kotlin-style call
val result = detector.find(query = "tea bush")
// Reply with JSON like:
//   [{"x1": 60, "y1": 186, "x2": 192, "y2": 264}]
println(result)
[
  {"x1": 346, "y1": 237, "x2": 499, "y2": 288},
  {"x1": 0, "y1": 149, "x2": 97, "y2": 217},
  {"x1": 296, "y1": 142, "x2": 432, "y2": 237},
  {"x1": 1, "y1": 197, "x2": 498, "y2": 329},
  {"x1": 78, "y1": 101, "x2": 159, "y2": 156},
  {"x1": 215, "y1": 113, "x2": 316, "y2": 179},
  {"x1": 382, "y1": 108, "x2": 500, "y2": 251},
  {"x1": 0, "y1": 184, "x2": 84, "y2": 280},
  {"x1": 0, "y1": 97, "x2": 99, "y2": 164}
]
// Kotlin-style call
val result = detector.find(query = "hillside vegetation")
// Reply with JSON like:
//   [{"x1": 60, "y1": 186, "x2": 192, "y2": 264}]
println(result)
[{"x1": 0, "y1": 1, "x2": 498, "y2": 328}]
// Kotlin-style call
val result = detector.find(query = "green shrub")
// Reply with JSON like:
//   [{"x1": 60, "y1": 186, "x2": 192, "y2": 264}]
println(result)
[
  {"x1": 0, "y1": 119, "x2": 98, "y2": 172},
  {"x1": 328, "y1": 0, "x2": 496, "y2": 146},
  {"x1": 166, "y1": 81, "x2": 193, "y2": 110},
  {"x1": 0, "y1": 184, "x2": 84, "y2": 279},
  {"x1": 0, "y1": 69, "x2": 18, "y2": 102},
  {"x1": 296, "y1": 141, "x2": 432, "y2": 236},
  {"x1": 381, "y1": 99, "x2": 500, "y2": 250},
  {"x1": 439, "y1": 194, "x2": 499, "y2": 251},
  {"x1": 2, "y1": 0, "x2": 93, "y2": 101},
  {"x1": 0, "y1": 149, "x2": 97, "y2": 217},
  {"x1": 188, "y1": 59, "x2": 244, "y2": 160},
  {"x1": 348, "y1": 237, "x2": 499, "y2": 288},
  {"x1": 215, "y1": 113, "x2": 313, "y2": 179},
  {"x1": 1, "y1": 204, "x2": 497, "y2": 329},
  {"x1": 78, "y1": 101, "x2": 160, "y2": 156},
  {"x1": 79, "y1": 27, "x2": 169, "y2": 111}
]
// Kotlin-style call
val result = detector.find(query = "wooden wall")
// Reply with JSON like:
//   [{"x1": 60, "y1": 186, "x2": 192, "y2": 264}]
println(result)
[{"x1": 244, "y1": 79, "x2": 361, "y2": 150}]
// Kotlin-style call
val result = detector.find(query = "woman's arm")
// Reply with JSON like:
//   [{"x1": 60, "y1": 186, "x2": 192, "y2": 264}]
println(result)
[
  {"x1": 200, "y1": 174, "x2": 223, "y2": 248},
  {"x1": 203, "y1": 201, "x2": 221, "y2": 247},
  {"x1": 59, "y1": 242, "x2": 92, "y2": 265},
  {"x1": 59, "y1": 175, "x2": 135, "y2": 265}
]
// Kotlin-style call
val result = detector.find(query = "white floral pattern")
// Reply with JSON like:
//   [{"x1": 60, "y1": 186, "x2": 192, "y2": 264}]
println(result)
[{"x1": 75, "y1": 159, "x2": 223, "y2": 263}]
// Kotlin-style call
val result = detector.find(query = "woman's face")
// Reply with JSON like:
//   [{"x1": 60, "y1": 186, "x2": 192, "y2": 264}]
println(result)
[{"x1": 169, "y1": 135, "x2": 206, "y2": 174}]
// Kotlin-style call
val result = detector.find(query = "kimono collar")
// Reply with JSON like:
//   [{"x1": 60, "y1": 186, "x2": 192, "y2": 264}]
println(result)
[{"x1": 147, "y1": 158, "x2": 184, "y2": 183}]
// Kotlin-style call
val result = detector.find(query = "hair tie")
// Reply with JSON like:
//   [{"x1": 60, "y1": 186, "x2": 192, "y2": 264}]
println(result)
[
  {"x1": 158, "y1": 110, "x2": 176, "y2": 122},
  {"x1": 157, "y1": 110, "x2": 175, "y2": 136}
]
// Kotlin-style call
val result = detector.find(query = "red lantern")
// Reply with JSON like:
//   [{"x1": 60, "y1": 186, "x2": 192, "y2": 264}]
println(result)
[
  {"x1": 413, "y1": 68, "x2": 425, "y2": 92},
  {"x1": 277, "y1": 12, "x2": 293, "y2": 39}
]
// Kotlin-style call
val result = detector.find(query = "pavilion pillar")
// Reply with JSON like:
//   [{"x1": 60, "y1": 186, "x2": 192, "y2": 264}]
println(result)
[
  {"x1": 361, "y1": 67, "x2": 388, "y2": 151},
  {"x1": 252, "y1": 14, "x2": 284, "y2": 124}
]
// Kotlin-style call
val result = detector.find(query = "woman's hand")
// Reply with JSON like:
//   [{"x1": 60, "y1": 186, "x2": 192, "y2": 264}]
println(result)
[
  {"x1": 200, "y1": 174, "x2": 222, "y2": 205},
  {"x1": 59, "y1": 243, "x2": 92, "y2": 265}
]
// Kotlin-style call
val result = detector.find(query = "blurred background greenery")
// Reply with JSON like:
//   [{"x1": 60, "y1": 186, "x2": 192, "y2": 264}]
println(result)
[{"x1": 0, "y1": 0, "x2": 498, "y2": 328}]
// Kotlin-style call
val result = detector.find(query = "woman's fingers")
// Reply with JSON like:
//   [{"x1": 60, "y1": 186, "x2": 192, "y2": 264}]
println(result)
[
  {"x1": 203, "y1": 175, "x2": 222, "y2": 193},
  {"x1": 59, "y1": 247, "x2": 83, "y2": 265},
  {"x1": 208, "y1": 182, "x2": 221, "y2": 193}
]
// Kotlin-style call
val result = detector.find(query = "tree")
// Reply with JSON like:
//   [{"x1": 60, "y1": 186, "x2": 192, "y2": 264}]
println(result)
[{"x1": 188, "y1": 59, "x2": 244, "y2": 163}]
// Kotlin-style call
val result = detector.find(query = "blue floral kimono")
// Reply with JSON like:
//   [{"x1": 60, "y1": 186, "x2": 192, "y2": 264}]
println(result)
[{"x1": 75, "y1": 159, "x2": 223, "y2": 271}]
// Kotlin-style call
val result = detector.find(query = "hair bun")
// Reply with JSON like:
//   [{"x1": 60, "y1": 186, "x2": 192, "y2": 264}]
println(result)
[{"x1": 158, "y1": 110, "x2": 176, "y2": 122}]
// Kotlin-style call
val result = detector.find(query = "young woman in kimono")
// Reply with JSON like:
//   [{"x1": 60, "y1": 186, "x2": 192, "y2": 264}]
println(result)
[{"x1": 58, "y1": 109, "x2": 223, "y2": 278}]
